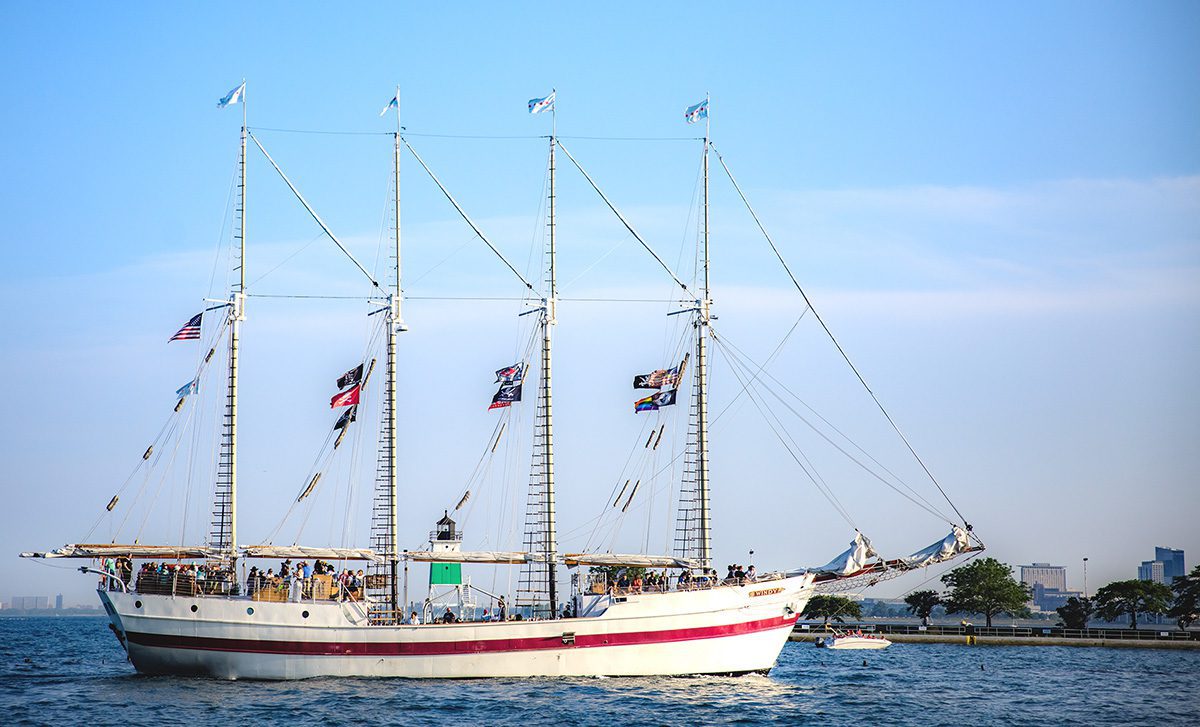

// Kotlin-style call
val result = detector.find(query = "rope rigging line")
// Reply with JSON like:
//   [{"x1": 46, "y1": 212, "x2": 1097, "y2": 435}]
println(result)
[
  {"x1": 250, "y1": 127, "x2": 700, "y2": 142},
  {"x1": 708, "y1": 331, "x2": 857, "y2": 528},
  {"x1": 711, "y1": 326, "x2": 953, "y2": 524},
  {"x1": 400, "y1": 137, "x2": 537, "y2": 292},
  {"x1": 246, "y1": 131, "x2": 382, "y2": 289},
  {"x1": 556, "y1": 140, "x2": 694, "y2": 296},
  {"x1": 249, "y1": 126, "x2": 392, "y2": 137},
  {"x1": 247, "y1": 294, "x2": 384, "y2": 301},
  {"x1": 556, "y1": 308, "x2": 817, "y2": 550},
  {"x1": 84, "y1": 315, "x2": 231, "y2": 544},
  {"x1": 582, "y1": 317, "x2": 692, "y2": 554},
  {"x1": 710, "y1": 142, "x2": 971, "y2": 530},
  {"x1": 246, "y1": 230, "x2": 327, "y2": 289}
]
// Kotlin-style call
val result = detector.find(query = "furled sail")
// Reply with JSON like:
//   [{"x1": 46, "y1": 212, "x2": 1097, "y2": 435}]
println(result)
[
  {"x1": 239, "y1": 545, "x2": 382, "y2": 562},
  {"x1": 402, "y1": 550, "x2": 541, "y2": 564},
  {"x1": 20, "y1": 544, "x2": 212, "y2": 559},
  {"x1": 903, "y1": 525, "x2": 973, "y2": 568},
  {"x1": 809, "y1": 531, "x2": 878, "y2": 575},
  {"x1": 562, "y1": 553, "x2": 705, "y2": 569}
]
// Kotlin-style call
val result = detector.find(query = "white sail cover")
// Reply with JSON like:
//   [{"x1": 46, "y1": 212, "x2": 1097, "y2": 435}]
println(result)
[
  {"x1": 562, "y1": 553, "x2": 705, "y2": 569},
  {"x1": 402, "y1": 551, "x2": 541, "y2": 564},
  {"x1": 904, "y1": 526, "x2": 972, "y2": 568},
  {"x1": 239, "y1": 545, "x2": 382, "y2": 562},
  {"x1": 20, "y1": 544, "x2": 213, "y2": 559},
  {"x1": 810, "y1": 532, "x2": 878, "y2": 575}
]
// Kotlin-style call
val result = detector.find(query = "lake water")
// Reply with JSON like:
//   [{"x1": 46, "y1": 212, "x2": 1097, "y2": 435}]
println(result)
[{"x1": 1, "y1": 617, "x2": 1197, "y2": 725}]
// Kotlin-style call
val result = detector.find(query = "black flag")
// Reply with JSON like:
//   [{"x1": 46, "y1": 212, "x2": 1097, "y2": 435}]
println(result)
[
  {"x1": 334, "y1": 404, "x2": 358, "y2": 430},
  {"x1": 634, "y1": 371, "x2": 664, "y2": 389},
  {"x1": 489, "y1": 383, "x2": 523, "y2": 410},
  {"x1": 336, "y1": 363, "x2": 364, "y2": 390}
]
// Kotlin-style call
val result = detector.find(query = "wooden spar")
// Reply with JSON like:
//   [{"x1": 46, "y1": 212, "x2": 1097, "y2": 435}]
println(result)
[
  {"x1": 613, "y1": 480, "x2": 630, "y2": 508},
  {"x1": 362, "y1": 357, "x2": 377, "y2": 389},
  {"x1": 490, "y1": 422, "x2": 506, "y2": 453},
  {"x1": 622, "y1": 480, "x2": 641, "y2": 513},
  {"x1": 653, "y1": 425, "x2": 665, "y2": 450},
  {"x1": 297, "y1": 472, "x2": 320, "y2": 502}
]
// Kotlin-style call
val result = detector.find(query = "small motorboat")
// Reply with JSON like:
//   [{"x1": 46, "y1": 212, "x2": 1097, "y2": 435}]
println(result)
[{"x1": 815, "y1": 629, "x2": 892, "y2": 650}]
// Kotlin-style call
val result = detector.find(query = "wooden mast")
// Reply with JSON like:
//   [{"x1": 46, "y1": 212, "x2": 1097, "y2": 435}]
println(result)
[
  {"x1": 543, "y1": 96, "x2": 559, "y2": 614},
  {"x1": 695, "y1": 92, "x2": 712, "y2": 570},
  {"x1": 220, "y1": 81, "x2": 247, "y2": 583},
  {"x1": 388, "y1": 85, "x2": 404, "y2": 619}
]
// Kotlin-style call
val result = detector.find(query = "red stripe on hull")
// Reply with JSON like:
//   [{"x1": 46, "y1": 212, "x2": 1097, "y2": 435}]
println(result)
[{"x1": 126, "y1": 615, "x2": 797, "y2": 657}]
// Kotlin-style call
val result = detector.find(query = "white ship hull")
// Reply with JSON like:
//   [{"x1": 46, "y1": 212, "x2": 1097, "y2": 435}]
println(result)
[{"x1": 98, "y1": 574, "x2": 812, "y2": 679}]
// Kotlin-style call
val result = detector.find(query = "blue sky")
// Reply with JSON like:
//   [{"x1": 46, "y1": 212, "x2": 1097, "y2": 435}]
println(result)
[{"x1": 2, "y1": 2, "x2": 1197, "y2": 606}]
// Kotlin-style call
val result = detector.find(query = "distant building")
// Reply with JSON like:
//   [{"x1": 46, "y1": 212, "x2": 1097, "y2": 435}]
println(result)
[
  {"x1": 1155, "y1": 547, "x2": 1185, "y2": 582},
  {"x1": 9, "y1": 596, "x2": 49, "y2": 610},
  {"x1": 55, "y1": 594, "x2": 63, "y2": 610},
  {"x1": 1020, "y1": 563, "x2": 1075, "y2": 611},
  {"x1": 1021, "y1": 563, "x2": 1067, "y2": 592},
  {"x1": 1138, "y1": 560, "x2": 1165, "y2": 584},
  {"x1": 1030, "y1": 583, "x2": 1082, "y2": 612}
]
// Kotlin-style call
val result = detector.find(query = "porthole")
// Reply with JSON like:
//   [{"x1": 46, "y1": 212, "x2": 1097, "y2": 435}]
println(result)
[
  {"x1": 190, "y1": 604, "x2": 198, "y2": 613},
  {"x1": 134, "y1": 600, "x2": 142, "y2": 609},
  {"x1": 302, "y1": 610, "x2": 310, "y2": 619},
  {"x1": 246, "y1": 607, "x2": 254, "y2": 615}
]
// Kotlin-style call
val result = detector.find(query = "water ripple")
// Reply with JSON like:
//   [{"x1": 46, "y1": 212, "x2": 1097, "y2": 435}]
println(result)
[{"x1": 1, "y1": 617, "x2": 1197, "y2": 726}]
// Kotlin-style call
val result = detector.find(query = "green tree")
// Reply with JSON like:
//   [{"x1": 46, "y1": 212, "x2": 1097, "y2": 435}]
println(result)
[
  {"x1": 802, "y1": 594, "x2": 862, "y2": 624},
  {"x1": 904, "y1": 590, "x2": 941, "y2": 623},
  {"x1": 1093, "y1": 579, "x2": 1173, "y2": 629},
  {"x1": 940, "y1": 557, "x2": 1031, "y2": 627},
  {"x1": 1167, "y1": 566, "x2": 1200, "y2": 631},
  {"x1": 1055, "y1": 596, "x2": 1093, "y2": 630}
]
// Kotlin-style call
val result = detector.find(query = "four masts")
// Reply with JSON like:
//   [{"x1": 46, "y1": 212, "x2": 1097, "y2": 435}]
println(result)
[{"x1": 211, "y1": 89, "x2": 718, "y2": 614}]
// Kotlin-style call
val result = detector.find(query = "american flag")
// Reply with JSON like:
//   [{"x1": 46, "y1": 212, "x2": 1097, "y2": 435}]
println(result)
[{"x1": 168, "y1": 313, "x2": 202, "y2": 342}]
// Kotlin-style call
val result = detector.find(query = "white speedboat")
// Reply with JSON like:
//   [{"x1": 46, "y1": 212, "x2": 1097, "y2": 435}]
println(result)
[{"x1": 816, "y1": 630, "x2": 892, "y2": 650}]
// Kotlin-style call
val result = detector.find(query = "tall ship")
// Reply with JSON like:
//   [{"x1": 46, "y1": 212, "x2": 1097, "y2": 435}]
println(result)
[{"x1": 21, "y1": 85, "x2": 980, "y2": 679}]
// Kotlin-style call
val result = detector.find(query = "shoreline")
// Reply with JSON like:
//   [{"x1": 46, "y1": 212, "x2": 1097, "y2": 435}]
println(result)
[{"x1": 790, "y1": 631, "x2": 1200, "y2": 650}]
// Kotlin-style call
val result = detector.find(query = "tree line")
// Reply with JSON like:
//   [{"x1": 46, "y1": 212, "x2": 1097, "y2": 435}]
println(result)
[{"x1": 800, "y1": 558, "x2": 1200, "y2": 630}]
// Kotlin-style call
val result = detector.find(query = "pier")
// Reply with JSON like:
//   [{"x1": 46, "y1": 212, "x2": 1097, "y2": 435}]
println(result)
[{"x1": 791, "y1": 623, "x2": 1200, "y2": 650}]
